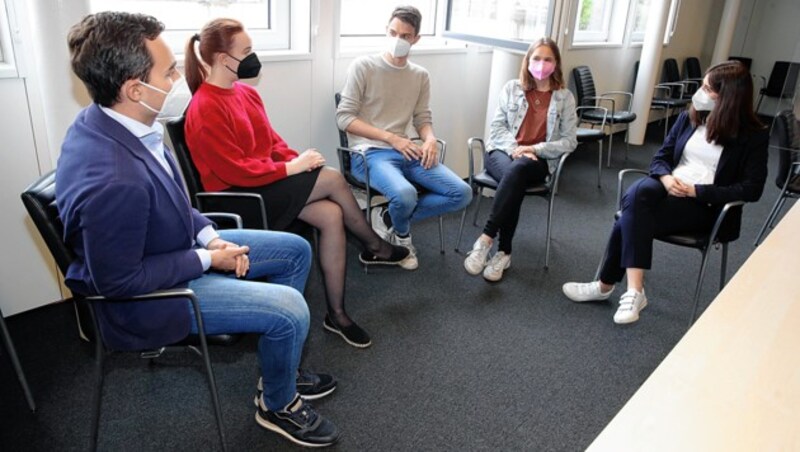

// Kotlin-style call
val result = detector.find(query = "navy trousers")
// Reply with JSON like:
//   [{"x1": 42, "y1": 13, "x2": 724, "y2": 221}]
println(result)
[
  {"x1": 598, "y1": 176, "x2": 717, "y2": 284},
  {"x1": 483, "y1": 150, "x2": 549, "y2": 254}
]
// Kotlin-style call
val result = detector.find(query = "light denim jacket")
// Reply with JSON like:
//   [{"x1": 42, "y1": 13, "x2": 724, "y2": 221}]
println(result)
[{"x1": 487, "y1": 80, "x2": 578, "y2": 173}]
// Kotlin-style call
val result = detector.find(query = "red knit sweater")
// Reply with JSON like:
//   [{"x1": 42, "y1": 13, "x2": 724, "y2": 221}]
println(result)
[{"x1": 184, "y1": 82, "x2": 298, "y2": 191}]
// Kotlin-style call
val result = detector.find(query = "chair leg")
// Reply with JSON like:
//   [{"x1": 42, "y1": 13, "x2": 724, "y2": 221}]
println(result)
[
  {"x1": 719, "y1": 243, "x2": 728, "y2": 291},
  {"x1": 0, "y1": 312, "x2": 35, "y2": 412},
  {"x1": 606, "y1": 126, "x2": 614, "y2": 167},
  {"x1": 769, "y1": 196, "x2": 789, "y2": 228},
  {"x1": 190, "y1": 298, "x2": 227, "y2": 452},
  {"x1": 438, "y1": 215, "x2": 444, "y2": 254},
  {"x1": 689, "y1": 247, "x2": 713, "y2": 328},
  {"x1": 597, "y1": 138, "x2": 603, "y2": 188},
  {"x1": 544, "y1": 194, "x2": 556, "y2": 269},
  {"x1": 754, "y1": 191, "x2": 787, "y2": 246},
  {"x1": 624, "y1": 125, "x2": 630, "y2": 161},
  {"x1": 472, "y1": 189, "x2": 484, "y2": 227},
  {"x1": 455, "y1": 204, "x2": 469, "y2": 253}
]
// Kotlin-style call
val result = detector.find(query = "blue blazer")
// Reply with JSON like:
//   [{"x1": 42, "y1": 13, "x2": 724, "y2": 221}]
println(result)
[
  {"x1": 649, "y1": 111, "x2": 769, "y2": 241},
  {"x1": 56, "y1": 104, "x2": 213, "y2": 351}
]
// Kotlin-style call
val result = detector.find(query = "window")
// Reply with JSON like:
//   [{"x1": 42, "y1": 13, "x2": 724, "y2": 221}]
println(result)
[
  {"x1": 629, "y1": 0, "x2": 681, "y2": 44},
  {"x1": 0, "y1": 0, "x2": 17, "y2": 77},
  {"x1": 445, "y1": 0, "x2": 555, "y2": 52},
  {"x1": 340, "y1": 0, "x2": 438, "y2": 37},
  {"x1": 89, "y1": 0, "x2": 307, "y2": 55},
  {"x1": 572, "y1": 0, "x2": 630, "y2": 45}
]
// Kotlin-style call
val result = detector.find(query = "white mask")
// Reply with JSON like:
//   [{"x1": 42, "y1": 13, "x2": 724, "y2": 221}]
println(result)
[
  {"x1": 386, "y1": 36, "x2": 411, "y2": 58},
  {"x1": 139, "y1": 76, "x2": 192, "y2": 120},
  {"x1": 691, "y1": 88, "x2": 716, "y2": 112}
]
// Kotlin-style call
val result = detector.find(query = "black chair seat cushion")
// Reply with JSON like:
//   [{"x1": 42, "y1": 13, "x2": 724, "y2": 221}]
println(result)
[
  {"x1": 576, "y1": 128, "x2": 605, "y2": 142},
  {"x1": 474, "y1": 169, "x2": 549, "y2": 195},
  {"x1": 614, "y1": 210, "x2": 714, "y2": 249},
  {"x1": 653, "y1": 98, "x2": 690, "y2": 108},
  {"x1": 581, "y1": 110, "x2": 637, "y2": 124}
]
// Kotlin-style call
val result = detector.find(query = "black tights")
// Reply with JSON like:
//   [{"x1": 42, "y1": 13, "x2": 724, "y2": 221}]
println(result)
[{"x1": 297, "y1": 167, "x2": 393, "y2": 327}]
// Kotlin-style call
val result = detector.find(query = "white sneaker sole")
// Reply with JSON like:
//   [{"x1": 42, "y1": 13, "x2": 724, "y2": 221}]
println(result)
[
  {"x1": 562, "y1": 283, "x2": 614, "y2": 303},
  {"x1": 398, "y1": 254, "x2": 418, "y2": 270},
  {"x1": 614, "y1": 299, "x2": 648, "y2": 324},
  {"x1": 482, "y1": 261, "x2": 511, "y2": 282},
  {"x1": 255, "y1": 412, "x2": 336, "y2": 448}
]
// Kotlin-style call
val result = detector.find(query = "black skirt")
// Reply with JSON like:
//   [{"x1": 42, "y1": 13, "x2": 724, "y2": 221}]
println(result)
[{"x1": 224, "y1": 168, "x2": 321, "y2": 231}]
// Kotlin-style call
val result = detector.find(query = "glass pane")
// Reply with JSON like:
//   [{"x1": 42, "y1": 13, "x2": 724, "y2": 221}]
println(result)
[
  {"x1": 577, "y1": 0, "x2": 610, "y2": 33},
  {"x1": 632, "y1": 0, "x2": 648, "y2": 34},
  {"x1": 448, "y1": 0, "x2": 551, "y2": 42},
  {"x1": 89, "y1": 0, "x2": 272, "y2": 32},
  {"x1": 340, "y1": 0, "x2": 437, "y2": 36}
]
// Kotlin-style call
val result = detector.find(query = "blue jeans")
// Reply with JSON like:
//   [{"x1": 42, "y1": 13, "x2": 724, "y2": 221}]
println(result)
[
  {"x1": 351, "y1": 148, "x2": 472, "y2": 236},
  {"x1": 187, "y1": 229, "x2": 312, "y2": 411}
]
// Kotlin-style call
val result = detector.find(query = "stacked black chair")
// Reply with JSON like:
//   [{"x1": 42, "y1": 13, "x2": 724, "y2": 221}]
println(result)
[
  {"x1": 334, "y1": 93, "x2": 445, "y2": 254},
  {"x1": 572, "y1": 66, "x2": 637, "y2": 166},
  {"x1": 1, "y1": 306, "x2": 36, "y2": 412},
  {"x1": 755, "y1": 61, "x2": 800, "y2": 114},
  {"x1": 598, "y1": 169, "x2": 748, "y2": 328},
  {"x1": 21, "y1": 171, "x2": 233, "y2": 451},
  {"x1": 634, "y1": 61, "x2": 690, "y2": 139},
  {"x1": 683, "y1": 57, "x2": 703, "y2": 82},
  {"x1": 662, "y1": 58, "x2": 700, "y2": 98},
  {"x1": 754, "y1": 110, "x2": 800, "y2": 245},
  {"x1": 454, "y1": 138, "x2": 569, "y2": 268}
]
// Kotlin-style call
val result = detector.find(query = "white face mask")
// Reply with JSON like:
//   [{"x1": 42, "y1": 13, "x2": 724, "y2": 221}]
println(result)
[
  {"x1": 139, "y1": 76, "x2": 192, "y2": 120},
  {"x1": 386, "y1": 36, "x2": 411, "y2": 58},
  {"x1": 691, "y1": 88, "x2": 716, "y2": 112}
]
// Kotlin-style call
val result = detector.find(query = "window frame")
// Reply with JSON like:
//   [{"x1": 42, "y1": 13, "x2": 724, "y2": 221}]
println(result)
[
  {"x1": 628, "y1": 0, "x2": 681, "y2": 45},
  {"x1": 0, "y1": 0, "x2": 18, "y2": 78},
  {"x1": 570, "y1": 0, "x2": 631, "y2": 47}
]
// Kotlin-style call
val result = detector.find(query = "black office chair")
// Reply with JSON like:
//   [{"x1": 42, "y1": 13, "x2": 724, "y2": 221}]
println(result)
[
  {"x1": 597, "y1": 169, "x2": 747, "y2": 327},
  {"x1": 334, "y1": 93, "x2": 446, "y2": 254},
  {"x1": 754, "y1": 110, "x2": 800, "y2": 246},
  {"x1": 166, "y1": 116, "x2": 268, "y2": 230},
  {"x1": 755, "y1": 61, "x2": 800, "y2": 114},
  {"x1": 454, "y1": 138, "x2": 569, "y2": 269},
  {"x1": 20, "y1": 171, "x2": 232, "y2": 451},
  {"x1": 575, "y1": 106, "x2": 609, "y2": 188},
  {"x1": 683, "y1": 57, "x2": 703, "y2": 82},
  {"x1": 572, "y1": 66, "x2": 637, "y2": 166},
  {"x1": 662, "y1": 58, "x2": 700, "y2": 98},
  {"x1": 1, "y1": 307, "x2": 35, "y2": 412},
  {"x1": 634, "y1": 61, "x2": 689, "y2": 139}
]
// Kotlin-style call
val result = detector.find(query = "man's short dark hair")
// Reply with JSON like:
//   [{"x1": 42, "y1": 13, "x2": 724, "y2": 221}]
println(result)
[
  {"x1": 389, "y1": 5, "x2": 422, "y2": 36},
  {"x1": 67, "y1": 12, "x2": 164, "y2": 107}
]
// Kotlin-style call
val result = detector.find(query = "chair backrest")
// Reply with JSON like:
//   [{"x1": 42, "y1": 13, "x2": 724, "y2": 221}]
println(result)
[
  {"x1": 773, "y1": 109, "x2": 800, "y2": 189},
  {"x1": 165, "y1": 116, "x2": 203, "y2": 207},
  {"x1": 572, "y1": 66, "x2": 597, "y2": 107},
  {"x1": 20, "y1": 171, "x2": 74, "y2": 277},
  {"x1": 684, "y1": 57, "x2": 702, "y2": 79},
  {"x1": 333, "y1": 92, "x2": 353, "y2": 171},
  {"x1": 764, "y1": 61, "x2": 800, "y2": 98},
  {"x1": 661, "y1": 58, "x2": 682, "y2": 84}
]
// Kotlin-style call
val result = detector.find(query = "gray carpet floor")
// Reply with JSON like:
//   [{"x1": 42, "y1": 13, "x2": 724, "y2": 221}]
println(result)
[{"x1": 0, "y1": 121, "x2": 790, "y2": 451}]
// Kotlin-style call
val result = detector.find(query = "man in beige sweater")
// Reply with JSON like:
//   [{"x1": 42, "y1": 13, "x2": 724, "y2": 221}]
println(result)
[{"x1": 336, "y1": 5, "x2": 471, "y2": 270}]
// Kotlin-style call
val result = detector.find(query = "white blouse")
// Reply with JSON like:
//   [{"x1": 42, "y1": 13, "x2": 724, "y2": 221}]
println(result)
[{"x1": 672, "y1": 126, "x2": 724, "y2": 185}]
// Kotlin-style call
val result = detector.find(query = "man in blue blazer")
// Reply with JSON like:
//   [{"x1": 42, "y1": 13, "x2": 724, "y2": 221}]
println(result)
[{"x1": 57, "y1": 12, "x2": 338, "y2": 447}]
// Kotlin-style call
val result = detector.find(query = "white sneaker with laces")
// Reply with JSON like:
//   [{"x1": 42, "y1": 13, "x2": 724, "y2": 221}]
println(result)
[
  {"x1": 562, "y1": 281, "x2": 615, "y2": 303},
  {"x1": 482, "y1": 252, "x2": 511, "y2": 282},
  {"x1": 370, "y1": 207, "x2": 393, "y2": 241},
  {"x1": 464, "y1": 238, "x2": 492, "y2": 275},
  {"x1": 614, "y1": 289, "x2": 648, "y2": 324},
  {"x1": 392, "y1": 234, "x2": 418, "y2": 270}
]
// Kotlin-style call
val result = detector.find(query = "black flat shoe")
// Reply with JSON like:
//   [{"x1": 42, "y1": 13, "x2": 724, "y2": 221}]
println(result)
[
  {"x1": 358, "y1": 244, "x2": 410, "y2": 266},
  {"x1": 323, "y1": 315, "x2": 372, "y2": 348}
]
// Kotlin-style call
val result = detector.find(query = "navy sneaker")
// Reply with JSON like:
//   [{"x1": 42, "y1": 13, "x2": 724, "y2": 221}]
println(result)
[
  {"x1": 255, "y1": 393, "x2": 339, "y2": 448},
  {"x1": 254, "y1": 370, "x2": 337, "y2": 407}
]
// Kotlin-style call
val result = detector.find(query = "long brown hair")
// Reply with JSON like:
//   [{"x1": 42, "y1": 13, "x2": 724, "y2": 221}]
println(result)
[
  {"x1": 184, "y1": 18, "x2": 244, "y2": 93},
  {"x1": 689, "y1": 60, "x2": 764, "y2": 144},
  {"x1": 519, "y1": 38, "x2": 564, "y2": 91}
]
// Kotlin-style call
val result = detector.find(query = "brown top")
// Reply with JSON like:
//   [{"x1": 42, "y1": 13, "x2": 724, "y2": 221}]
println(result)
[{"x1": 516, "y1": 89, "x2": 552, "y2": 146}]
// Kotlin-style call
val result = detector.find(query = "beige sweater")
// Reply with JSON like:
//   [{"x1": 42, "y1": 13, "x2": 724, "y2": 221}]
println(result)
[{"x1": 336, "y1": 54, "x2": 433, "y2": 150}]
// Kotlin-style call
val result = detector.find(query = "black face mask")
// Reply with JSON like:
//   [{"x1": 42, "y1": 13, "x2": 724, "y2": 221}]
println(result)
[{"x1": 226, "y1": 52, "x2": 261, "y2": 79}]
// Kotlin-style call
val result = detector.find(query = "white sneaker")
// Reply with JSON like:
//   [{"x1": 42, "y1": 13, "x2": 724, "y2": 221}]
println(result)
[
  {"x1": 393, "y1": 234, "x2": 418, "y2": 270},
  {"x1": 464, "y1": 238, "x2": 492, "y2": 275},
  {"x1": 370, "y1": 207, "x2": 393, "y2": 242},
  {"x1": 482, "y1": 252, "x2": 511, "y2": 282},
  {"x1": 613, "y1": 289, "x2": 648, "y2": 324},
  {"x1": 562, "y1": 281, "x2": 615, "y2": 303}
]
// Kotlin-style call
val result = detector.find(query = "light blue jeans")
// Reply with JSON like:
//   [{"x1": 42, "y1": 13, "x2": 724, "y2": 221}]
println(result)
[
  {"x1": 351, "y1": 148, "x2": 472, "y2": 236},
  {"x1": 187, "y1": 229, "x2": 311, "y2": 411}
]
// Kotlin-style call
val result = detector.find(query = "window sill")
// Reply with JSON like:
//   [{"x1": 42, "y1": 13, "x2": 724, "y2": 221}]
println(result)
[{"x1": 568, "y1": 42, "x2": 625, "y2": 50}]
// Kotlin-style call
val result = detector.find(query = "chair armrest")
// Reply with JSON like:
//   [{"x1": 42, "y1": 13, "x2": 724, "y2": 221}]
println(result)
[
  {"x1": 466, "y1": 137, "x2": 486, "y2": 186},
  {"x1": 202, "y1": 212, "x2": 243, "y2": 229},
  {"x1": 708, "y1": 201, "x2": 746, "y2": 244},
  {"x1": 576, "y1": 106, "x2": 608, "y2": 128},
  {"x1": 601, "y1": 91, "x2": 634, "y2": 110},
  {"x1": 657, "y1": 82, "x2": 686, "y2": 98},
  {"x1": 196, "y1": 192, "x2": 268, "y2": 230},
  {"x1": 585, "y1": 96, "x2": 616, "y2": 115},
  {"x1": 617, "y1": 169, "x2": 649, "y2": 208},
  {"x1": 411, "y1": 137, "x2": 447, "y2": 162},
  {"x1": 653, "y1": 85, "x2": 672, "y2": 97},
  {"x1": 548, "y1": 152, "x2": 570, "y2": 194}
]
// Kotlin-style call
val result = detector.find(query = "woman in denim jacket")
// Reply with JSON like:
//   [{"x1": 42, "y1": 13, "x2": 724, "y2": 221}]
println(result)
[{"x1": 464, "y1": 38, "x2": 577, "y2": 282}]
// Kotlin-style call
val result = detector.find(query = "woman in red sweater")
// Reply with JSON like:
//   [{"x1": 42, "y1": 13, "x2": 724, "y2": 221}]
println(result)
[{"x1": 184, "y1": 19, "x2": 411, "y2": 348}]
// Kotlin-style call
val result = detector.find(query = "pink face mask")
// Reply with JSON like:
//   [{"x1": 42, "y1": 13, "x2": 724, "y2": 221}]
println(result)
[{"x1": 529, "y1": 60, "x2": 556, "y2": 81}]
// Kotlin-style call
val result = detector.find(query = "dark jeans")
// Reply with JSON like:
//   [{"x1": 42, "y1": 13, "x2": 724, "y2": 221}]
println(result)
[
  {"x1": 598, "y1": 176, "x2": 717, "y2": 284},
  {"x1": 483, "y1": 150, "x2": 549, "y2": 254}
]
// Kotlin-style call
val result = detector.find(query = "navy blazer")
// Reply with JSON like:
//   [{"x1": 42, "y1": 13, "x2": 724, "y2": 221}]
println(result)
[
  {"x1": 56, "y1": 104, "x2": 213, "y2": 351},
  {"x1": 649, "y1": 111, "x2": 769, "y2": 241}
]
